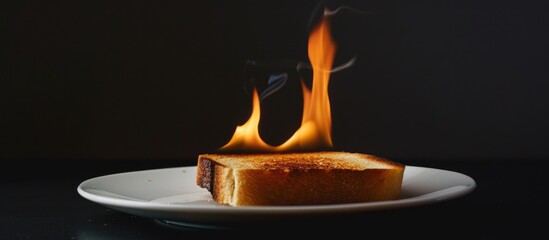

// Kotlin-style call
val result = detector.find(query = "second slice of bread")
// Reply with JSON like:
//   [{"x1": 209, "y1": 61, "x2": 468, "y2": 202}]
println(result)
[{"x1": 196, "y1": 151, "x2": 405, "y2": 206}]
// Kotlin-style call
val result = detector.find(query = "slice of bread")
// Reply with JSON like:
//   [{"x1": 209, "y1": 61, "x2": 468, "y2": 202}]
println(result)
[{"x1": 196, "y1": 151, "x2": 405, "y2": 206}]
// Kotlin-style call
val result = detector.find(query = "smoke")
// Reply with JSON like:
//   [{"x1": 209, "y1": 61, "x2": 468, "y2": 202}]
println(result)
[
  {"x1": 323, "y1": 6, "x2": 372, "y2": 17},
  {"x1": 243, "y1": 2, "x2": 366, "y2": 101},
  {"x1": 243, "y1": 57, "x2": 355, "y2": 101}
]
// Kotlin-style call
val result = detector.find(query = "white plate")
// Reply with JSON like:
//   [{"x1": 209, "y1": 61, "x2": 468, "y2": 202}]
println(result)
[{"x1": 77, "y1": 165, "x2": 475, "y2": 229}]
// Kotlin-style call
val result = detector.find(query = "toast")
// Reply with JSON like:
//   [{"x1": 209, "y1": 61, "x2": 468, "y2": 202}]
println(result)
[{"x1": 196, "y1": 151, "x2": 405, "y2": 206}]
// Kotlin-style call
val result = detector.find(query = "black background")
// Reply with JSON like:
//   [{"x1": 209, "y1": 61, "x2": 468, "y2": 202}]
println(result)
[{"x1": 2, "y1": 0, "x2": 548, "y2": 163}]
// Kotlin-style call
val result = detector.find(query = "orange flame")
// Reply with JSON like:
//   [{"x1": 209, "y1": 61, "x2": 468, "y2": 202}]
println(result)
[
  {"x1": 221, "y1": 14, "x2": 336, "y2": 152},
  {"x1": 220, "y1": 89, "x2": 273, "y2": 151}
]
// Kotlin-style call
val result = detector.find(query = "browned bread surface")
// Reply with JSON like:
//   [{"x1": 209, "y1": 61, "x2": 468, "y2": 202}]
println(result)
[{"x1": 196, "y1": 151, "x2": 405, "y2": 206}]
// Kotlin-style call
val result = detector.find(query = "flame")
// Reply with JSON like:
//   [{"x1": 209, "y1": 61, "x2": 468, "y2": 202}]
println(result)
[
  {"x1": 221, "y1": 14, "x2": 336, "y2": 152},
  {"x1": 220, "y1": 89, "x2": 273, "y2": 151}
]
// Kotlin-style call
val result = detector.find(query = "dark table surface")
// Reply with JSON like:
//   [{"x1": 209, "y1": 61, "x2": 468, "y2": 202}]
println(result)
[{"x1": 1, "y1": 158, "x2": 547, "y2": 239}]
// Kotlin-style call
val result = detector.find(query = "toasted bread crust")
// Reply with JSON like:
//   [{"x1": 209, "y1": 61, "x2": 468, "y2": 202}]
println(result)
[{"x1": 196, "y1": 152, "x2": 405, "y2": 206}]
